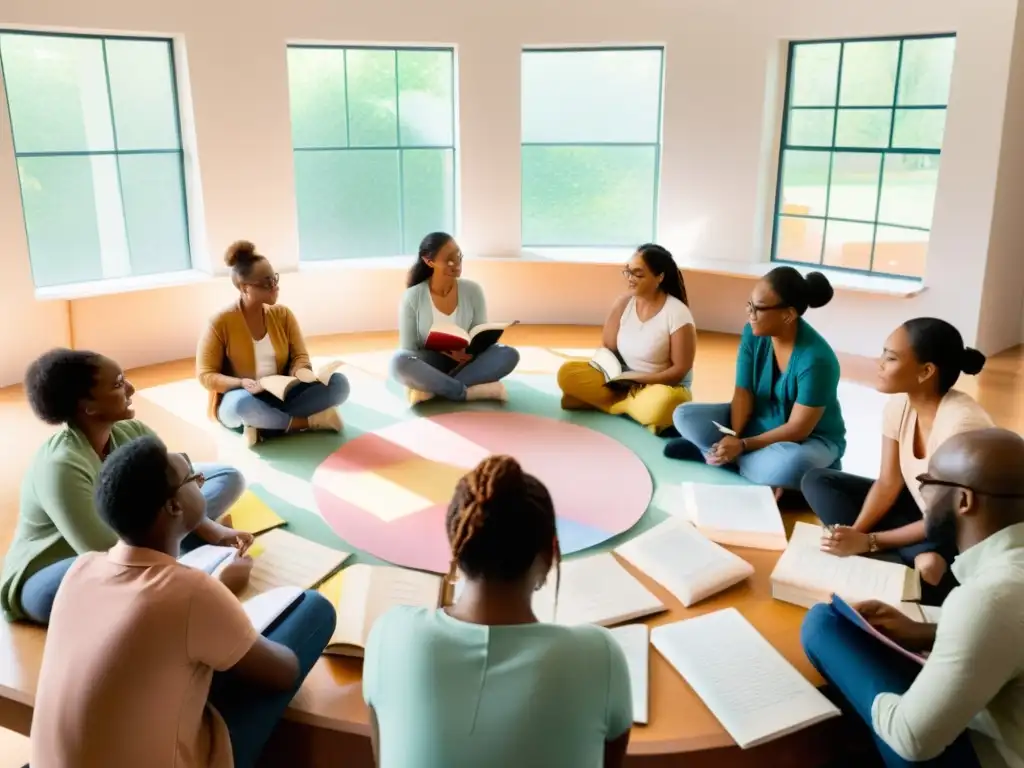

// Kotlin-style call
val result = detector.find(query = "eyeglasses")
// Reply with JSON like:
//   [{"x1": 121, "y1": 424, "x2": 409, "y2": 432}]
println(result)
[
  {"x1": 622, "y1": 268, "x2": 647, "y2": 280},
  {"x1": 174, "y1": 453, "x2": 205, "y2": 493},
  {"x1": 746, "y1": 300, "x2": 789, "y2": 317},
  {"x1": 245, "y1": 273, "x2": 280, "y2": 290},
  {"x1": 916, "y1": 473, "x2": 1024, "y2": 499}
]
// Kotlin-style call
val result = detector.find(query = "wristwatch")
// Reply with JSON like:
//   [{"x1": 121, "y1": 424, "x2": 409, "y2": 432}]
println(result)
[{"x1": 867, "y1": 533, "x2": 879, "y2": 553}]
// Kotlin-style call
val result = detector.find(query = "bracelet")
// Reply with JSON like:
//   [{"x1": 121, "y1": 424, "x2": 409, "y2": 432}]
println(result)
[{"x1": 868, "y1": 533, "x2": 879, "y2": 553}]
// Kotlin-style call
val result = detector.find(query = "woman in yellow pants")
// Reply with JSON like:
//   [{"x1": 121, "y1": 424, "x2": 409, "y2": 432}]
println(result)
[{"x1": 557, "y1": 244, "x2": 696, "y2": 434}]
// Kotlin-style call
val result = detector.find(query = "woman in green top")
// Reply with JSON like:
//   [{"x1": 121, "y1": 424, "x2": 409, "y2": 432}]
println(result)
[
  {"x1": 665, "y1": 266, "x2": 846, "y2": 491},
  {"x1": 363, "y1": 455, "x2": 632, "y2": 768},
  {"x1": 0, "y1": 348, "x2": 251, "y2": 624}
]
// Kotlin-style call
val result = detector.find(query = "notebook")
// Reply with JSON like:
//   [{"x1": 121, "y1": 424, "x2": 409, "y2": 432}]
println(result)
[
  {"x1": 830, "y1": 595, "x2": 926, "y2": 665},
  {"x1": 319, "y1": 564, "x2": 445, "y2": 657},
  {"x1": 672, "y1": 482, "x2": 787, "y2": 551},
  {"x1": 242, "y1": 586, "x2": 304, "y2": 634},
  {"x1": 178, "y1": 544, "x2": 237, "y2": 575},
  {"x1": 533, "y1": 553, "x2": 665, "y2": 627},
  {"x1": 770, "y1": 522, "x2": 920, "y2": 609},
  {"x1": 238, "y1": 529, "x2": 351, "y2": 600},
  {"x1": 651, "y1": 608, "x2": 840, "y2": 748},
  {"x1": 218, "y1": 490, "x2": 287, "y2": 535},
  {"x1": 609, "y1": 624, "x2": 650, "y2": 725},
  {"x1": 614, "y1": 518, "x2": 755, "y2": 607}
]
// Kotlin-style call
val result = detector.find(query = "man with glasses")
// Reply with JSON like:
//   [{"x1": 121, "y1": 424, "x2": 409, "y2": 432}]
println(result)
[{"x1": 801, "y1": 427, "x2": 1024, "y2": 767}]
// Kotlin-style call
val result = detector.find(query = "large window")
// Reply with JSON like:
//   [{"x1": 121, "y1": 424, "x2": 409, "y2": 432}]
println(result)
[
  {"x1": 521, "y1": 48, "x2": 664, "y2": 248},
  {"x1": 287, "y1": 46, "x2": 456, "y2": 260},
  {"x1": 0, "y1": 32, "x2": 190, "y2": 289},
  {"x1": 773, "y1": 35, "x2": 956, "y2": 278}
]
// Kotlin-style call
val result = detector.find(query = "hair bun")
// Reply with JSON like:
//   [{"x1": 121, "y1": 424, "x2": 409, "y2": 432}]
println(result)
[
  {"x1": 224, "y1": 240, "x2": 258, "y2": 268},
  {"x1": 803, "y1": 271, "x2": 835, "y2": 309},
  {"x1": 960, "y1": 347, "x2": 986, "y2": 376}
]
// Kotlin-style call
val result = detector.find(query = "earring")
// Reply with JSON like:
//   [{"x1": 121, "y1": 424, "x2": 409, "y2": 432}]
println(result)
[{"x1": 84, "y1": 407, "x2": 96, "y2": 416}]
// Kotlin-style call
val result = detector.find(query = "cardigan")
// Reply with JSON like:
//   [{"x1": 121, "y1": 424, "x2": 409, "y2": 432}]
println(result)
[
  {"x1": 196, "y1": 302, "x2": 311, "y2": 419},
  {"x1": 398, "y1": 279, "x2": 487, "y2": 351}
]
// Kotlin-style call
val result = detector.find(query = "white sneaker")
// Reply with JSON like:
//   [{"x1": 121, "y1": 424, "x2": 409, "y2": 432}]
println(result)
[
  {"x1": 243, "y1": 426, "x2": 260, "y2": 448},
  {"x1": 308, "y1": 408, "x2": 343, "y2": 432},
  {"x1": 407, "y1": 388, "x2": 435, "y2": 406},
  {"x1": 465, "y1": 382, "x2": 508, "y2": 402}
]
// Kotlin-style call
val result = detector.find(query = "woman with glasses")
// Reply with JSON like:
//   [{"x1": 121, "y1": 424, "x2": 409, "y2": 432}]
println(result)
[
  {"x1": 556, "y1": 244, "x2": 696, "y2": 434},
  {"x1": 197, "y1": 240, "x2": 350, "y2": 447},
  {"x1": 390, "y1": 232, "x2": 520, "y2": 404},
  {"x1": 0, "y1": 348, "x2": 250, "y2": 625},
  {"x1": 803, "y1": 318, "x2": 991, "y2": 601},
  {"x1": 665, "y1": 265, "x2": 845, "y2": 492}
]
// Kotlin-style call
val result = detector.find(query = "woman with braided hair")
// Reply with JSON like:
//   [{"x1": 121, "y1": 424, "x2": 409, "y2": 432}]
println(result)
[{"x1": 362, "y1": 455, "x2": 633, "y2": 768}]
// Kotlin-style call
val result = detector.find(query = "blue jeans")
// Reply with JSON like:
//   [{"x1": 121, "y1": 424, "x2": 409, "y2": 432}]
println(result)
[
  {"x1": 217, "y1": 373, "x2": 350, "y2": 431},
  {"x1": 209, "y1": 590, "x2": 337, "y2": 768},
  {"x1": 671, "y1": 402, "x2": 841, "y2": 490},
  {"x1": 390, "y1": 345, "x2": 520, "y2": 401},
  {"x1": 801, "y1": 603, "x2": 980, "y2": 767},
  {"x1": 19, "y1": 463, "x2": 245, "y2": 625}
]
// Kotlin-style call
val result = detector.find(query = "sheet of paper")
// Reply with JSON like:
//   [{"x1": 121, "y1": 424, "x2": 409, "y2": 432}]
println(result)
[
  {"x1": 219, "y1": 490, "x2": 286, "y2": 535},
  {"x1": 533, "y1": 553, "x2": 664, "y2": 627},
  {"x1": 241, "y1": 529, "x2": 350, "y2": 599},
  {"x1": 329, "y1": 564, "x2": 442, "y2": 648},
  {"x1": 178, "y1": 544, "x2": 236, "y2": 574},
  {"x1": 243, "y1": 586, "x2": 304, "y2": 633},
  {"x1": 680, "y1": 482, "x2": 787, "y2": 550},
  {"x1": 652, "y1": 608, "x2": 840, "y2": 748},
  {"x1": 609, "y1": 624, "x2": 649, "y2": 724}
]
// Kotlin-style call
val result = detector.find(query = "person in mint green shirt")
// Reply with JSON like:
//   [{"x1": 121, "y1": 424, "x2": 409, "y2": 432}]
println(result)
[
  {"x1": 0, "y1": 348, "x2": 251, "y2": 624},
  {"x1": 666, "y1": 266, "x2": 846, "y2": 492},
  {"x1": 363, "y1": 455, "x2": 632, "y2": 768}
]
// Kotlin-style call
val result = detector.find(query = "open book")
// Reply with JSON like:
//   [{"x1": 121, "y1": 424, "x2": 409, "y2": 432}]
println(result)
[
  {"x1": 259, "y1": 360, "x2": 342, "y2": 401},
  {"x1": 830, "y1": 595, "x2": 926, "y2": 665},
  {"x1": 533, "y1": 553, "x2": 665, "y2": 627},
  {"x1": 652, "y1": 608, "x2": 840, "y2": 748},
  {"x1": 319, "y1": 564, "x2": 445, "y2": 657},
  {"x1": 609, "y1": 624, "x2": 650, "y2": 725},
  {"x1": 770, "y1": 522, "x2": 920, "y2": 609},
  {"x1": 589, "y1": 348, "x2": 634, "y2": 391},
  {"x1": 239, "y1": 529, "x2": 350, "y2": 600},
  {"x1": 614, "y1": 518, "x2": 755, "y2": 607},
  {"x1": 242, "y1": 585, "x2": 305, "y2": 634},
  {"x1": 425, "y1": 321, "x2": 518, "y2": 357},
  {"x1": 671, "y1": 482, "x2": 787, "y2": 551},
  {"x1": 217, "y1": 490, "x2": 286, "y2": 536}
]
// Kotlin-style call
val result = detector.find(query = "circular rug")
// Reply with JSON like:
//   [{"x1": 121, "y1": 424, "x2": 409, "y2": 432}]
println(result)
[{"x1": 311, "y1": 411, "x2": 653, "y2": 573}]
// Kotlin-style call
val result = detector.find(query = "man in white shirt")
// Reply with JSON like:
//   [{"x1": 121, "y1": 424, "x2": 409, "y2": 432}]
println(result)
[{"x1": 801, "y1": 427, "x2": 1024, "y2": 767}]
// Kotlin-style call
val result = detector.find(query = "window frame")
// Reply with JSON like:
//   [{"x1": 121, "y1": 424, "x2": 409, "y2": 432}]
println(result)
[
  {"x1": 770, "y1": 32, "x2": 956, "y2": 279},
  {"x1": 519, "y1": 45, "x2": 665, "y2": 249}
]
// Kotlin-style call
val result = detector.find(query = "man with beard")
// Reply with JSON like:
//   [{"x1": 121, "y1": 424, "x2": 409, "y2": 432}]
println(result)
[{"x1": 800, "y1": 427, "x2": 1024, "y2": 768}]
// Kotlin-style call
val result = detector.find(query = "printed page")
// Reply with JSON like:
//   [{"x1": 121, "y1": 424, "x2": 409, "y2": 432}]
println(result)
[
  {"x1": 681, "y1": 483, "x2": 787, "y2": 550},
  {"x1": 609, "y1": 624, "x2": 650, "y2": 724},
  {"x1": 652, "y1": 608, "x2": 839, "y2": 748},
  {"x1": 533, "y1": 553, "x2": 664, "y2": 627},
  {"x1": 241, "y1": 529, "x2": 350, "y2": 600},
  {"x1": 615, "y1": 519, "x2": 754, "y2": 607},
  {"x1": 358, "y1": 565, "x2": 444, "y2": 644}
]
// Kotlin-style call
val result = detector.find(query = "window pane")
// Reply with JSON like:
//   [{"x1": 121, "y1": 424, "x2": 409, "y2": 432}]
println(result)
[
  {"x1": 0, "y1": 34, "x2": 114, "y2": 153},
  {"x1": 779, "y1": 150, "x2": 830, "y2": 217},
  {"x1": 105, "y1": 39, "x2": 180, "y2": 150},
  {"x1": 827, "y1": 152, "x2": 882, "y2": 221},
  {"x1": 522, "y1": 146, "x2": 656, "y2": 246},
  {"x1": 119, "y1": 153, "x2": 191, "y2": 275},
  {"x1": 294, "y1": 150, "x2": 401, "y2": 259},
  {"x1": 790, "y1": 43, "x2": 840, "y2": 107},
  {"x1": 839, "y1": 40, "x2": 899, "y2": 106},
  {"x1": 891, "y1": 108, "x2": 946, "y2": 150},
  {"x1": 878, "y1": 153, "x2": 940, "y2": 229},
  {"x1": 898, "y1": 37, "x2": 956, "y2": 106},
  {"x1": 286, "y1": 48, "x2": 348, "y2": 149},
  {"x1": 401, "y1": 149, "x2": 455, "y2": 252},
  {"x1": 787, "y1": 109, "x2": 833, "y2": 147},
  {"x1": 522, "y1": 49, "x2": 663, "y2": 143},
  {"x1": 873, "y1": 225, "x2": 929, "y2": 277},
  {"x1": 776, "y1": 215, "x2": 823, "y2": 264},
  {"x1": 346, "y1": 49, "x2": 398, "y2": 147},
  {"x1": 823, "y1": 220, "x2": 875, "y2": 271},
  {"x1": 397, "y1": 50, "x2": 454, "y2": 147},
  {"x1": 835, "y1": 109, "x2": 891, "y2": 148}
]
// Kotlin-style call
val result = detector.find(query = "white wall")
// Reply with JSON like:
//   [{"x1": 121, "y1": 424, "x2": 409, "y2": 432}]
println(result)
[{"x1": 0, "y1": 0, "x2": 1021, "y2": 384}]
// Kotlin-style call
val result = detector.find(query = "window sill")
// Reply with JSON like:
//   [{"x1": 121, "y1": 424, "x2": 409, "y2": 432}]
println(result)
[
  {"x1": 298, "y1": 256, "x2": 412, "y2": 272},
  {"x1": 34, "y1": 269, "x2": 214, "y2": 301}
]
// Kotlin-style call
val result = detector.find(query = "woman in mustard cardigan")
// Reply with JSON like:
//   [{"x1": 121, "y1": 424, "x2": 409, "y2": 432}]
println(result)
[{"x1": 196, "y1": 241, "x2": 350, "y2": 447}]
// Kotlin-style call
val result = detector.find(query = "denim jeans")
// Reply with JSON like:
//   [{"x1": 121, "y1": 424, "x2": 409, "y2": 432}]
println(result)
[
  {"x1": 390, "y1": 345, "x2": 520, "y2": 401},
  {"x1": 217, "y1": 373, "x2": 350, "y2": 431}
]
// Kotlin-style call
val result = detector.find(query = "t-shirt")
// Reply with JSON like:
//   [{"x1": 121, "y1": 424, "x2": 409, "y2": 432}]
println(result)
[
  {"x1": 363, "y1": 606, "x2": 632, "y2": 768},
  {"x1": 398, "y1": 279, "x2": 487, "y2": 351},
  {"x1": 252, "y1": 334, "x2": 279, "y2": 379},
  {"x1": 882, "y1": 390, "x2": 993, "y2": 510},
  {"x1": 31, "y1": 543, "x2": 259, "y2": 768},
  {"x1": 617, "y1": 295, "x2": 695, "y2": 388},
  {"x1": 0, "y1": 419, "x2": 154, "y2": 622},
  {"x1": 735, "y1": 319, "x2": 846, "y2": 454}
]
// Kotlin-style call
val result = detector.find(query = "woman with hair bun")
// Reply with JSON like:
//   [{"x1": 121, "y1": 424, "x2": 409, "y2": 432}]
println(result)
[
  {"x1": 666, "y1": 266, "x2": 846, "y2": 491},
  {"x1": 803, "y1": 318, "x2": 992, "y2": 600},
  {"x1": 196, "y1": 241, "x2": 350, "y2": 447},
  {"x1": 362, "y1": 455, "x2": 633, "y2": 768}
]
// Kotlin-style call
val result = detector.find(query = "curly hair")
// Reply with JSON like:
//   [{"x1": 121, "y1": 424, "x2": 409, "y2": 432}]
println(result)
[
  {"x1": 25, "y1": 348, "x2": 103, "y2": 425},
  {"x1": 94, "y1": 435, "x2": 175, "y2": 541}
]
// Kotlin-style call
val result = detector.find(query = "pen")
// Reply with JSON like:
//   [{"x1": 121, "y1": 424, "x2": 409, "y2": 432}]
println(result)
[{"x1": 712, "y1": 421, "x2": 737, "y2": 436}]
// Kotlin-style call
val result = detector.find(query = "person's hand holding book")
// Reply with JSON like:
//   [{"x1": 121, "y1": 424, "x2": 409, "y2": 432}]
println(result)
[{"x1": 855, "y1": 600, "x2": 936, "y2": 651}]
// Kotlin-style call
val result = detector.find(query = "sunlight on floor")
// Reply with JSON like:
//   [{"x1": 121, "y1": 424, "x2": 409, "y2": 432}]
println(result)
[{"x1": 0, "y1": 727, "x2": 29, "y2": 767}]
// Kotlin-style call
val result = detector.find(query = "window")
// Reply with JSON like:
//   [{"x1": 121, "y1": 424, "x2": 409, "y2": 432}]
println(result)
[
  {"x1": 0, "y1": 32, "x2": 190, "y2": 288},
  {"x1": 773, "y1": 35, "x2": 956, "y2": 278},
  {"x1": 286, "y1": 46, "x2": 456, "y2": 260},
  {"x1": 521, "y1": 48, "x2": 664, "y2": 248}
]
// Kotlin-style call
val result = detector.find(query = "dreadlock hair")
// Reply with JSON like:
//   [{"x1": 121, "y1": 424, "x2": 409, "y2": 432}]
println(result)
[{"x1": 445, "y1": 455, "x2": 560, "y2": 599}]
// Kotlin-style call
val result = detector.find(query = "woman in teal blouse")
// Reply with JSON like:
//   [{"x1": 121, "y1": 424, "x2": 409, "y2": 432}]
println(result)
[{"x1": 665, "y1": 266, "x2": 846, "y2": 491}]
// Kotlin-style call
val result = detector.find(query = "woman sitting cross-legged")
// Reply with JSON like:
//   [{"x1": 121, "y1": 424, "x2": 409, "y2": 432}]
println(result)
[
  {"x1": 557, "y1": 244, "x2": 696, "y2": 434},
  {"x1": 803, "y1": 318, "x2": 992, "y2": 602},
  {"x1": 197, "y1": 240, "x2": 350, "y2": 447},
  {"x1": 0, "y1": 349, "x2": 249, "y2": 625},
  {"x1": 363, "y1": 455, "x2": 632, "y2": 768},
  {"x1": 666, "y1": 266, "x2": 846, "y2": 492},
  {"x1": 390, "y1": 232, "x2": 520, "y2": 405}
]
